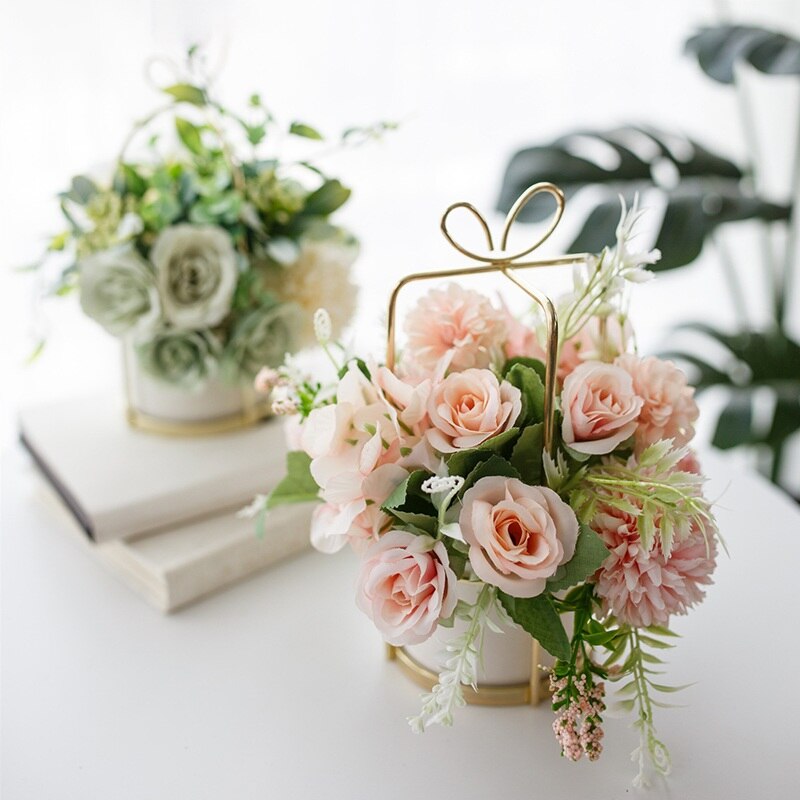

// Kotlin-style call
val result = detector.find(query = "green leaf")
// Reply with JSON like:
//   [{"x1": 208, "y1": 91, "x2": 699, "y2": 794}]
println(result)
[
  {"x1": 382, "y1": 469, "x2": 431, "y2": 512},
  {"x1": 712, "y1": 392, "x2": 753, "y2": 450},
  {"x1": 175, "y1": 117, "x2": 205, "y2": 155},
  {"x1": 502, "y1": 356, "x2": 546, "y2": 384},
  {"x1": 498, "y1": 592, "x2": 570, "y2": 660},
  {"x1": 289, "y1": 121, "x2": 324, "y2": 140},
  {"x1": 546, "y1": 524, "x2": 608, "y2": 592},
  {"x1": 266, "y1": 451, "x2": 319, "y2": 508},
  {"x1": 496, "y1": 125, "x2": 790, "y2": 271},
  {"x1": 685, "y1": 25, "x2": 800, "y2": 84},
  {"x1": 303, "y1": 179, "x2": 351, "y2": 216},
  {"x1": 246, "y1": 124, "x2": 267, "y2": 145},
  {"x1": 119, "y1": 164, "x2": 147, "y2": 196},
  {"x1": 648, "y1": 682, "x2": 694, "y2": 694},
  {"x1": 615, "y1": 679, "x2": 639, "y2": 698},
  {"x1": 446, "y1": 427, "x2": 520, "y2": 477},
  {"x1": 25, "y1": 339, "x2": 46, "y2": 364},
  {"x1": 69, "y1": 175, "x2": 98, "y2": 204},
  {"x1": 461, "y1": 454, "x2": 520, "y2": 494},
  {"x1": 389, "y1": 509, "x2": 438, "y2": 536},
  {"x1": 266, "y1": 237, "x2": 300, "y2": 265},
  {"x1": 509, "y1": 422, "x2": 543, "y2": 484},
  {"x1": 646, "y1": 625, "x2": 680, "y2": 638},
  {"x1": 505, "y1": 363, "x2": 545, "y2": 426},
  {"x1": 638, "y1": 635, "x2": 675, "y2": 650},
  {"x1": 163, "y1": 83, "x2": 207, "y2": 106}
]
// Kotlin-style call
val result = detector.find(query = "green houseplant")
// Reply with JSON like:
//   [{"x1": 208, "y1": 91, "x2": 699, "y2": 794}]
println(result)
[{"x1": 497, "y1": 25, "x2": 800, "y2": 493}]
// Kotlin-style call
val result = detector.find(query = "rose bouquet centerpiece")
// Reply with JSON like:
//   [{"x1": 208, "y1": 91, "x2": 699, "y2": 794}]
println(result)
[
  {"x1": 263, "y1": 191, "x2": 719, "y2": 786},
  {"x1": 30, "y1": 50, "x2": 392, "y2": 429}
]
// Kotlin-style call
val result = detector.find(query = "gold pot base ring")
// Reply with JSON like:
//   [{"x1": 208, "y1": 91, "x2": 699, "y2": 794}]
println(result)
[{"x1": 386, "y1": 643, "x2": 551, "y2": 707}]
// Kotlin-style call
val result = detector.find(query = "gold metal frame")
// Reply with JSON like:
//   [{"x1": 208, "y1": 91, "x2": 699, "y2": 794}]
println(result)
[{"x1": 385, "y1": 182, "x2": 588, "y2": 706}]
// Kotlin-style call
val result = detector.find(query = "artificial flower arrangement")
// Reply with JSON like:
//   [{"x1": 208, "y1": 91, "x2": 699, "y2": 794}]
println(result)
[
  {"x1": 261, "y1": 197, "x2": 719, "y2": 786},
  {"x1": 29, "y1": 49, "x2": 392, "y2": 391}
]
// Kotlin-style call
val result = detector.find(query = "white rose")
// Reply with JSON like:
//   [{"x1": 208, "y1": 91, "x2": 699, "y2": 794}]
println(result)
[
  {"x1": 79, "y1": 247, "x2": 161, "y2": 337},
  {"x1": 151, "y1": 224, "x2": 238, "y2": 329}
]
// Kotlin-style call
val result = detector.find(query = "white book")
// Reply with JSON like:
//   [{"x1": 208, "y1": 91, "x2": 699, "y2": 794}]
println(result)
[
  {"x1": 19, "y1": 394, "x2": 292, "y2": 542},
  {"x1": 34, "y1": 475, "x2": 315, "y2": 612}
]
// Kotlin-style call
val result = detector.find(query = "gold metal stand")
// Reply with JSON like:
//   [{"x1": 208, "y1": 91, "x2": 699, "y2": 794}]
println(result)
[{"x1": 384, "y1": 183, "x2": 587, "y2": 705}]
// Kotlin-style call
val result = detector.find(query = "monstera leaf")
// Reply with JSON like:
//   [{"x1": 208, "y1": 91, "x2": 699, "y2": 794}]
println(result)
[
  {"x1": 497, "y1": 125, "x2": 790, "y2": 270},
  {"x1": 663, "y1": 324, "x2": 800, "y2": 487},
  {"x1": 685, "y1": 25, "x2": 800, "y2": 84}
]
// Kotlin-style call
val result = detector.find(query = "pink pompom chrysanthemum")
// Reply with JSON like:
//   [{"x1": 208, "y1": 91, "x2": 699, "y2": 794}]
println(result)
[
  {"x1": 592, "y1": 504, "x2": 717, "y2": 628},
  {"x1": 402, "y1": 283, "x2": 507, "y2": 373}
]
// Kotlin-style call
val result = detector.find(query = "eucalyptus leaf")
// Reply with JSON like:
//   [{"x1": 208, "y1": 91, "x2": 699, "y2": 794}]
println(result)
[
  {"x1": 266, "y1": 237, "x2": 300, "y2": 265},
  {"x1": 685, "y1": 25, "x2": 800, "y2": 84},
  {"x1": 289, "y1": 121, "x2": 324, "y2": 140},
  {"x1": 175, "y1": 117, "x2": 205, "y2": 156},
  {"x1": 497, "y1": 592, "x2": 570, "y2": 660},
  {"x1": 69, "y1": 175, "x2": 98, "y2": 205},
  {"x1": 163, "y1": 82, "x2": 207, "y2": 106},
  {"x1": 303, "y1": 179, "x2": 351, "y2": 216}
]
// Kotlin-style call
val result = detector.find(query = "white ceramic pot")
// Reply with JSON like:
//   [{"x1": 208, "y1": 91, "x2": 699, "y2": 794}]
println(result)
[
  {"x1": 122, "y1": 342, "x2": 269, "y2": 434},
  {"x1": 396, "y1": 582, "x2": 563, "y2": 707}
]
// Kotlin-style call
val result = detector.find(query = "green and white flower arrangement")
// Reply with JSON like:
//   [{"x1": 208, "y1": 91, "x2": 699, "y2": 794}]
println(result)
[{"x1": 30, "y1": 49, "x2": 392, "y2": 390}]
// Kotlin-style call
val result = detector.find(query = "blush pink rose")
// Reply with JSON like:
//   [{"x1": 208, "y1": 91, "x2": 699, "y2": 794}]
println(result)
[
  {"x1": 497, "y1": 297, "x2": 546, "y2": 362},
  {"x1": 592, "y1": 505, "x2": 717, "y2": 627},
  {"x1": 558, "y1": 316, "x2": 633, "y2": 382},
  {"x1": 615, "y1": 354, "x2": 699, "y2": 453},
  {"x1": 356, "y1": 531, "x2": 457, "y2": 646},
  {"x1": 460, "y1": 476, "x2": 579, "y2": 598},
  {"x1": 402, "y1": 283, "x2": 507, "y2": 372},
  {"x1": 426, "y1": 368, "x2": 522, "y2": 453},
  {"x1": 561, "y1": 361, "x2": 643, "y2": 455}
]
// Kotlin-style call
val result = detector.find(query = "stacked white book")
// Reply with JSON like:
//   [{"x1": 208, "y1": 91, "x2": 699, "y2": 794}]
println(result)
[{"x1": 19, "y1": 395, "x2": 313, "y2": 612}]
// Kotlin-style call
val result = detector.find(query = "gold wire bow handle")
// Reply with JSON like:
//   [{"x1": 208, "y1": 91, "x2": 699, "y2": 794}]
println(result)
[{"x1": 385, "y1": 182, "x2": 590, "y2": 456}]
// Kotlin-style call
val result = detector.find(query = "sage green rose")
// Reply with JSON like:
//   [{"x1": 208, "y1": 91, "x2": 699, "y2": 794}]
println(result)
[
  {"x1": 223, "y1": 303, "x2": 300, "y2": 380},
  {"x1": 151, "y1": 224, "x2": 238, "y2": 329},
  {"x1": 79, "y1": 248, "x2": 161, "y2": 337},
  {"x1": 136, "y1": 329, "x2": 221, "y2": 389}
]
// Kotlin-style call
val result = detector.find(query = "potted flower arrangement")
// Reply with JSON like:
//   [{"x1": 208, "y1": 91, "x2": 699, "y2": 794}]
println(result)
[
  {"x1": 263, "y1": 187, "x2": 719, "y2": 786},
  {"x1": 30, "y1": 50, "x2": 391, "y2": 433}
]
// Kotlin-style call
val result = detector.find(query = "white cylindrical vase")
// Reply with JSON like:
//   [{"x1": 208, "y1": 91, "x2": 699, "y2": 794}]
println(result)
[
  {"x1": 122, "y1": 342, "x2": 270, "y2": 435},
  {"x1": 390, "y1": 582, "x2": 559, "y2": 706}
]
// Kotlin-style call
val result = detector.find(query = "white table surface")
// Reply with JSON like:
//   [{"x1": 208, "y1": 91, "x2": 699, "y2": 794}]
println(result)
[{"x1": 2, "y1": 442, "x2": 799, "y2": 800}]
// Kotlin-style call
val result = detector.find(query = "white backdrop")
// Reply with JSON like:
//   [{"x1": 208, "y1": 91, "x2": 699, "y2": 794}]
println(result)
[{"x1": 1, "y1": 0, "x2": 798, "y2": 476}]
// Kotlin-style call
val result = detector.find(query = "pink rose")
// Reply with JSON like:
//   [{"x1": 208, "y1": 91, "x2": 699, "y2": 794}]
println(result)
[
  {"x1": 460, "y1": 476, "x2": 579, "y2": 598},
  {"x1": 558, "y1": 316, "x2": 633, "y2": 382},
  {"x1": 402, "y1": 283, "x2": 507, "y2": 373},
  {"x1": 498, "y1": 297, "x2": 546, "y2": 362},
  {"x1": 356, "y1": 531, "x2": 457, "y2": 645},
  {"x1": 426, "y1": 368, "x2": 522, "y2": 453},
  {"x1": 561, "y1": 361, "x2": 643, "y2": 455},
  {"x1": 615, "y1": 354, "x2": 699, "y2": 453}
]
